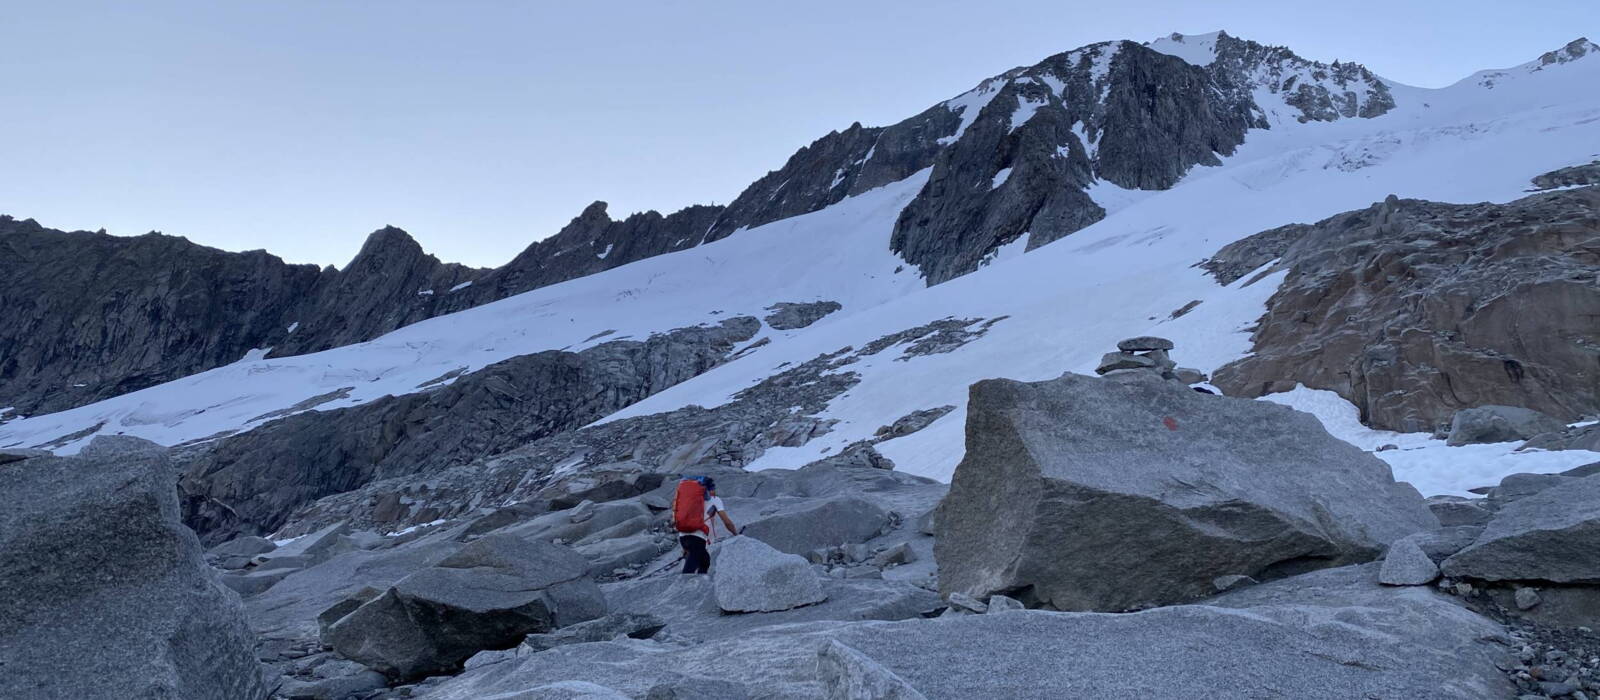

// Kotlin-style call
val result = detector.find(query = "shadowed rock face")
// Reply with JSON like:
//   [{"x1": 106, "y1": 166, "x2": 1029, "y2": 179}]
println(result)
[
  {"x1": 1212, "y1": 187, "x2": 1600, "y2": 432},
  {"x1": 0, "y1": 217, "x2": 327, "y2": 417},
  {"x1": 178, "y1": 317, "x2": 759, "y2": 544}
]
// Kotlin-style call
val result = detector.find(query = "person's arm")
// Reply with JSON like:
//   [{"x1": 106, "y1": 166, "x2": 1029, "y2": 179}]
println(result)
[{"x1": 718, "y1": 510, "x2": 738, "y2": 536}]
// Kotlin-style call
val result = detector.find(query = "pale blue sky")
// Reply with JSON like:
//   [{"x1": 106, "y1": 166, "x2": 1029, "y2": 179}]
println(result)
[{"x1": 4, "y1": 1, "x2": 1595, "y2": 267}]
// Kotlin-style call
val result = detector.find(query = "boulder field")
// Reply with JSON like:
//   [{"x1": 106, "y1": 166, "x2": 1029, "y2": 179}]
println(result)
[{"x1": 6, "y1": 363, "x2": 1600, "y2": 698}]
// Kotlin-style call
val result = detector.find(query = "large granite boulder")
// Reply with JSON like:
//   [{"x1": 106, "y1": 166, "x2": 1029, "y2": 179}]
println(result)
[
  {"x1": 713, "y1": 536, "x2": 828, "y2": 612},
  {"x1": 1445, "y1": 405, "x2": 1568, "y2": 446},
  {"x1": 739, "y1": 495, "x2": 890, "y2": 555},
  {"x1": 1442, "y1": 474, "x2": 1600, "y2": 583},
  {"x1": 0, "y1": 439, "x2": 267, "y2": 699},
  {"x1": 937, "y1": 371, "x2": 1436, "y2": 611},
  {"x1": 326, "y1": 532, "x2": 605, "y2": 680}
]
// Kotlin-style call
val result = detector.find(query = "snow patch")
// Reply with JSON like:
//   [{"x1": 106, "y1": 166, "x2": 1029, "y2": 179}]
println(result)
[
  {"x1": 597, "y1": 244, "x2": 614, "y2": 260},
  {"x1": 990, "y1": 167, "x2": 1012, "y2": 189},
  {"x1": 449, "y1": 281, "x2": 474, "y2": 292},
  {"x1": 939, "y1": 79, "x2": 1003, "y2": 145},
  {"x1": 286, "y1": 321, "x2": 300, "y2": 334},
  {"x1": 1262, "y1": 386, "x2": 1600, "y2": 497},
  {"x1": 417, "y1": 288, "x2": 434, "y2": 296},
  {"x1": 1009, "y1": 94, "x2": 1047, "y2": 132},
  {"x1": 1145, "y1": 31, "x2": 1223, "y2": 67}
]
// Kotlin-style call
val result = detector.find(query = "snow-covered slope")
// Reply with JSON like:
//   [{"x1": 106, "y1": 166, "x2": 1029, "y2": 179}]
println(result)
[{"x1": 4, "y1": 34, "x2": 1598, "y2": 497}]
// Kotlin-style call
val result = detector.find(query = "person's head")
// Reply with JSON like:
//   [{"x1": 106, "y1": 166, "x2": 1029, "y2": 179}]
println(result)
[{"x1": 699, "y1": 476, "x2": 717, "y2": 495}]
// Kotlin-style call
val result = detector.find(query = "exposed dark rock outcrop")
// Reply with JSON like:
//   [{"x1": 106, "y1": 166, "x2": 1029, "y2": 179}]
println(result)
[
  {"x1": 0, "y1": 216, "x2": 326, "y2": 417},
  {"x1": 764, "y1": 300, "x2": 843, "y2": 330},
  {"x1": 179, "y1": 317, "x2": 760, "y2": 543},
  {"x1": 888, "y1": 34, "x2": 1391, "y2": 284},
  {"x1": 0, "y1": 439, "x2": 267, "y2": 699},
  {"x1": 268, "y1": 319, "x2": 991, "y2": 538},
  {"x1": 1532, "y1": 160, "x2": 1600, "y2": 190},
  {"x1": 1212, "y1": 187, "x2": 1600, "y2": 432}
]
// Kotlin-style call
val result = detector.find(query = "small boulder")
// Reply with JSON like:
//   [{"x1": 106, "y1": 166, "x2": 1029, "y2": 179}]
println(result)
[
  {"x1": 713, "y1": 536, "x2": 827, "y2": 613},
  {"x1": 1446, "y1": 405, "x2": 1568, "y2": 446},
  {"x1": 1426, "y1": 496, "x2": 1494, "y2": 527},
  {"x1": 1173, "y1": 367, "x2": 1208, "y2": 384},
  {"x1": 522, "y1": 613, "x2": 665, "y2": 653},
  {"x1": 817, "y1": 639, "x2": 929, "y2": 700},
  {"x1": 872, "y1": 542, "x2": 917, "y2": 567},
  {"x1": 1515, "y1": 587, "x2": 1541, "y2": 610},
  {"x1": 1117, "y1": 336, "x2": 1175, "y2": 352},
  {"x1": 985, "y1": 594, "x2": 1025, "y2": 613},
  {"x1": 1095, "y1": 351, "x2": 1156, "y2": 375},
  {"x1": 1378, "y1": 536, "x2": 1440, "y2": 586},
  {"x1": 946, "y1": 592, "x2": 988, "y2": 614}
]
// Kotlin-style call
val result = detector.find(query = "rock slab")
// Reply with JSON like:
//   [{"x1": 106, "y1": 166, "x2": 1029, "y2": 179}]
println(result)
[
  {"x1": 817, "y1": 639, "x2": 929, "y2": 700},
  {"x1": 1442, "y1": 474, "x2": 1600, "y2": 583},
  {"x1": 326, "y1": 532, "x2": 606, "y2": 680}
]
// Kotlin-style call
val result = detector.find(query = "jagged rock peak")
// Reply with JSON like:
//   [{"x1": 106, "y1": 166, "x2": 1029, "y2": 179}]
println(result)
[
  {"x1": 575, "y1": 200, "x2": 611, "y2": 222},
  {"x1": 355, "y1": 225, "x2": 421, "y2": 255},
  {"x1": 1537, "y1": 37, "x2": 1597, "y2": 68},
  {"x1": 1149, "y1": 30, "x2": 1394, "y2": 123}
]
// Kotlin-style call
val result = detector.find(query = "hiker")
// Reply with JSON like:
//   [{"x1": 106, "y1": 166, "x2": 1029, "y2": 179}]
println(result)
[{"x1": 671, "y1": 476, "x2": 738, "y2": 574}]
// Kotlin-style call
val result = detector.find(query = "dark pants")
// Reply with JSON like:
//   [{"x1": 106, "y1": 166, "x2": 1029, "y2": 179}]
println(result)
[{"x1": 680, "y1": 535, "x2": 710, "y2": 574}]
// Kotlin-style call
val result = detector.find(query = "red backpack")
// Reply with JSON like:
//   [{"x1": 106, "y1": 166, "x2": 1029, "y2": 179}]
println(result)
[{"x1": 672, "y1": 479, "x2": 708, "y2": 534}]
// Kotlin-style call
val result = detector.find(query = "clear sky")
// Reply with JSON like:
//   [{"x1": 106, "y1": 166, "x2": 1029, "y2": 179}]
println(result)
[{"x1": 4, "y1": 1, "x2": 1595, "y2": 268}]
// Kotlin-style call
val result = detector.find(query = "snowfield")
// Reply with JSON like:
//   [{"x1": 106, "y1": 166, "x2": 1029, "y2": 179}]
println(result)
[{"x1": 3, "y1": 39, "x2": 1597, "y2": 497}]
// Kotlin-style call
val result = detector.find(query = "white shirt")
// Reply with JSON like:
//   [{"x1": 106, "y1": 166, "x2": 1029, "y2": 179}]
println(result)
[{"x1": 681, "y1": 495, "x2": 727, "y2": 541}]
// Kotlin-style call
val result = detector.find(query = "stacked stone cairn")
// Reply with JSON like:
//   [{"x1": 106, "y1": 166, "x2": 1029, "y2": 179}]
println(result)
[{"x1": 1094, "y1": 336, "x2": 1207, "y2": 385}]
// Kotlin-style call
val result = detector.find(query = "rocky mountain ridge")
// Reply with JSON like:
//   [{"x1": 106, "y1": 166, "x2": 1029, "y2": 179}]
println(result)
[{"x1": 1, "y1": 30, "x2": 1401, "y2": 418}]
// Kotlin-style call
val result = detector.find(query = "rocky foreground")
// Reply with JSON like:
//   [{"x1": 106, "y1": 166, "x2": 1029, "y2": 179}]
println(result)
[{"x1": 6, "y1": 342, "x2": 1599, "y2": 700}]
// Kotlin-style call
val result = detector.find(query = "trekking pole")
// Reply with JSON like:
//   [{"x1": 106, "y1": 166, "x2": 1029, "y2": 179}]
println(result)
[{"x1": 639, "y1": 554, "x2": 684, "y2": 578}]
